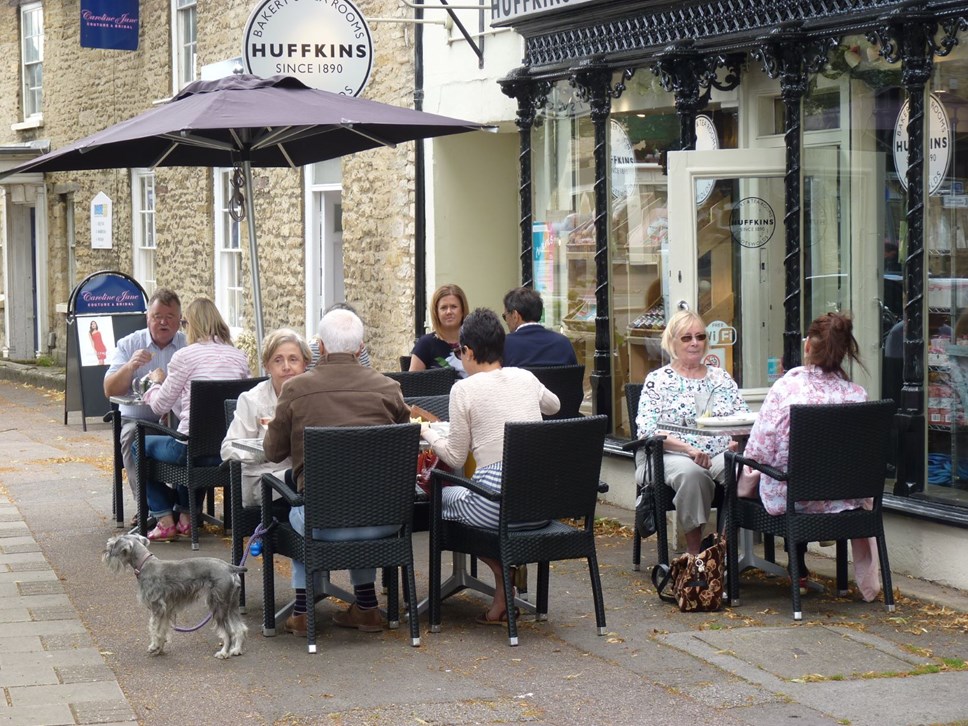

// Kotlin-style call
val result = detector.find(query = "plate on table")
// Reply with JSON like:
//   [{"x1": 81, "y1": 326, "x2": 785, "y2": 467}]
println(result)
[
  {"x1": 695, "y1": 412, "x2": 757, "y2": 427},
  {"x1": 429, "y1": 422, "x2": 451, "y2": 436}
]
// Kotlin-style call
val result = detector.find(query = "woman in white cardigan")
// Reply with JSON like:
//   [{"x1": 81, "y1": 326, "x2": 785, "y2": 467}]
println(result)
[{"x1": 221, "y1": 328, "x2": 311, "y2": 508}]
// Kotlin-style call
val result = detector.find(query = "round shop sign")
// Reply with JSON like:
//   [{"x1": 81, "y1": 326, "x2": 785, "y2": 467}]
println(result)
[
  {"x1": 730, "y1": 196, "x2": 776, "y2": 249},
  {"x1": 694, "y1": 114, "x2": 719, "y2": 206},
  {"x1": 893, "y1": 93, "x2": 950, "y2": 196},
  {"x1": 242, "y1": 0, "x2": 373, "y2": 97}
]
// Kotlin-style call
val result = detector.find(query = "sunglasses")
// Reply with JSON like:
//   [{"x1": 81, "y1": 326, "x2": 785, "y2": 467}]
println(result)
[
  {"x1": 179, "y1": 318, "x2": 188, "y2": 329},
  {"x1": 679, "y1": 333, "x2": 708, "y2": 343},
  {"x1": 454, "y1": 343, "x2": 467, "y2": 359}
]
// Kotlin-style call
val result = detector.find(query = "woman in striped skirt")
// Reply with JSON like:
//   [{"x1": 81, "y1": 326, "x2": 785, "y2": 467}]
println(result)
[{"x1": 420, "y1": 308, "x2": 560, "y2": 624}]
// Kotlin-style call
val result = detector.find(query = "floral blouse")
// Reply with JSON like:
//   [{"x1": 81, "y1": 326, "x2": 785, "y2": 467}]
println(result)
[
  {"x1": 744, "y1": 365, "x2": 868, "y2": 515},
  {"x1": 635, "y1": 365, "x2": 748, "y2": 456}
]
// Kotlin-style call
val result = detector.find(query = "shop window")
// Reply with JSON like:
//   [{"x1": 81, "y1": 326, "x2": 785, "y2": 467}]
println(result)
[
  {"x1": 172, "y1": 0, "x2": 197, "y2": 92},
  {"x1": 20, "y1": 2, "x2": 43, "y2": 121},
  {"x1": 214, "y1": 169, "x2": 244, "y2": 331},
  {"x1": 131, "y1": 170, "x2": 157, "y2": 296}
]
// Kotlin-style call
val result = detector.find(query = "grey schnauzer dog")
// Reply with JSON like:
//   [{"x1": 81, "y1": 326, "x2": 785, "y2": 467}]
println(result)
[{"x1": 103, "y1": 534, "x2": 247, "y2": 659}]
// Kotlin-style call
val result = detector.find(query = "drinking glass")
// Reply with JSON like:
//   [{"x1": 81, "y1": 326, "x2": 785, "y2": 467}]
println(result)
[{"x1": 257, "y1": 405, "x2": 275, "y2": 435}]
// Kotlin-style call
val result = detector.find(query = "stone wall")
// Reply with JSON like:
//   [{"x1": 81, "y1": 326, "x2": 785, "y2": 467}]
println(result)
[{"x1": 0, "y1": 0, "x2": 416, "y2": 367}]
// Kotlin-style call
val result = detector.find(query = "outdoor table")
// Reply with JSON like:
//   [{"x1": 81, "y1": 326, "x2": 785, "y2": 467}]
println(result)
[{"x1": 657, "y1": 419, "x2": 789, "y2": 581}]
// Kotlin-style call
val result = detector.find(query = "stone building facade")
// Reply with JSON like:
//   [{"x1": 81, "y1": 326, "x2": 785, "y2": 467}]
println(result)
[{"x1": 0, "y1": 0, "x2": 418, "y2": 370}]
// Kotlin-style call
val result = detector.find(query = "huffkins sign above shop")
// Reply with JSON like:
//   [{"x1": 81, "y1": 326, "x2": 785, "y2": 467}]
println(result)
[
  {"x1": 242, "y1": 0, "x2": 373, "y2": 97},
  {"x1": 491, "y1": 0, "x2": 597, "y2": 24}
]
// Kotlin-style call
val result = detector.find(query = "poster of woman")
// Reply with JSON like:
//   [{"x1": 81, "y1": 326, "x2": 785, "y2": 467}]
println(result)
[{"x1": 80, "y1": 316, "x2": 116, "y2": 367}]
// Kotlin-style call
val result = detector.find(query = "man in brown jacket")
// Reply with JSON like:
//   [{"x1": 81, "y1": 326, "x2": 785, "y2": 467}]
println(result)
[{"x1": 263, "y1": 308, "x2": 409, "y2": 636}]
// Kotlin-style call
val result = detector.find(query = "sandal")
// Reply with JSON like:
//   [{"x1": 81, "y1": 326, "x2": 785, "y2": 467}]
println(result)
[
  {"x1": 175, "y1": 518, "x2": 191, "y2": 537},
  {"x1": 147, "y1": 522, "x2": 178, "y2": 542},
  {"x1": 474, "y1": 608, "x2": 520, "y2": 626}
]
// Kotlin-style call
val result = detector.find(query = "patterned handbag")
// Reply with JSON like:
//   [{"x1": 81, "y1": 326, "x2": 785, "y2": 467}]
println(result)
[{"x1": 651, "y1": 533, "x2": 727, "y2": 612}]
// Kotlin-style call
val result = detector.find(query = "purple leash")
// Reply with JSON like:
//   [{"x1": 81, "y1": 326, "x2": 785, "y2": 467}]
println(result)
[{"x1": 172, "y1": 521, "x2": 270, "y2": 633}]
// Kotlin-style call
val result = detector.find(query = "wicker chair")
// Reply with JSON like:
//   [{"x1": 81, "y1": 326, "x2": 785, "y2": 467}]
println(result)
[
  {"x1": 260, "y1": 424, "x2": 422, "y2": 653},
  {"x1": 724, "y1": 400, "x2": 895, "y2": 620},
  {"x1": 404, "y1": 394, "x2": 450, "y2": 422},
  {"x1": 383, "y1": 368, "x2": 457, "y2": 397},
  {"x1": 428, "y1": 416, "x2": 608, "y2": 646},
  {"x1": 135, "y1": 378, "x2": 262, "y2": 550},
  {"x1": 521, "y1": 365, "x2": 585, "y2": 419},
  {"x1": 620, "y1": 382, "x2": 728, "y2": 568}
]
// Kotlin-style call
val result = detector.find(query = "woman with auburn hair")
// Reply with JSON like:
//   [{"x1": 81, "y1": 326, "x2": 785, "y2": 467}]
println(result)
[
  {"x1": 409, "y1": 283, "x2": 469, "y2": 376},
  {"x1": 742, "y1": 311, "x2": 880, "y2": 599},
  {"x1": 140, "y1": 297, "x2": 250, "y2": 541},
  {"x1": 634, "y1": 309, "x2": 749, "y2": 555}
]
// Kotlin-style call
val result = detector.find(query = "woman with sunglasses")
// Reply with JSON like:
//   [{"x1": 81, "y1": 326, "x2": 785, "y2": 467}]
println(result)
[{"x1": 634, "y1": 309, "x2": 749, "y2": 555}]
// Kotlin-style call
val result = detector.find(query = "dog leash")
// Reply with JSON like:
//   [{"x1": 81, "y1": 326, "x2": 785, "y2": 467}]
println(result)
[{"x1": 170, "y1": 521, "x2": 273, "y2": 634}]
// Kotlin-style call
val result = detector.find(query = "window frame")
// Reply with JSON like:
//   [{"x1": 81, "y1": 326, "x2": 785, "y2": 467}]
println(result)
[
  {"x1": 170, "y1": 0, "x2": 197, "y2": 94},
  {"x1": 20, "y1": 2, "x2": 43, "y2": 121},
  {"x1": 213, "y1": 168, "x2": 244, "y2": 332},
  {"x1": 131, "y1": 169, "x2": 157, "y2": 296}
]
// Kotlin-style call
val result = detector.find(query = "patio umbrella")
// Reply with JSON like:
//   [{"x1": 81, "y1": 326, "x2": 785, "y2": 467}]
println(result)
[{"x1": 3, "y1": 74, "x2": 486, "y2": 350}]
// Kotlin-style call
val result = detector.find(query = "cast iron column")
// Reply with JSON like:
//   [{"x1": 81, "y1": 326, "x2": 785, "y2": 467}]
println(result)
[
  {"x1": 869, "y1": 1, "x2": 947, "y2": 494},
  {"x1": 753, "y1": 28, "x2": 836, "y2": 371},
  {"x1": 651, "y1": 42, "x2": 711, "y2": 154},
  {"x1": 500, "y1": 69, "x2": 549, "y2": 288},
  {"x1": 570, "y1": 60, "x2": 620, "y2": 427}
]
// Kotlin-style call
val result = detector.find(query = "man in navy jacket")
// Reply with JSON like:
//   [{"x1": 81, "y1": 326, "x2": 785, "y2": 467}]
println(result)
[{"x1": 502, "y1": 286, "x2": 579, "y2": 367}]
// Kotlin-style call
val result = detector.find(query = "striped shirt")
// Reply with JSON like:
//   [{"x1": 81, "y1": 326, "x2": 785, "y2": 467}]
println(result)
[{"x1": 142, "y1": 338, "x2": 250, "y2": 437}]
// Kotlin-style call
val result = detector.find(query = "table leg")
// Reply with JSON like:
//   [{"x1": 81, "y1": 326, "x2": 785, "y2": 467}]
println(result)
[
  {"x1": 736, "y1": 529, "x2": 789, "y2": 578},
  {"x1": 111, "y1": 407, "x2": 125, "y2": 528},
  {"x1": 416, "y1": 552, "x2": 536, "y2": 616}
]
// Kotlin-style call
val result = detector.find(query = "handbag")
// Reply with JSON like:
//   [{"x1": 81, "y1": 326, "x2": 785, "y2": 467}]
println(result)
[
  {"x1": 415, "y1": 449, "x2": 439, "y2": 497},
  {"x1": 651, "y1": 532, "x2": 727, "y2": 612},
  {"x1": 634, "y1": 485, "x2": 658, "y2": 539}
]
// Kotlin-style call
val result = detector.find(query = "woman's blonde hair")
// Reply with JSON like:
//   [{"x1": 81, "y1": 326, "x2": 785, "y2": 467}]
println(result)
[
  {"x1": 430, "y1": 284, "x2": 469, "y2": 338},
  {"x1": 661, "y1": 309, "x2": 708, "y2": 361},
  {"x1": 184, "y1": 297, "x2": 233, "y2": 346},
  {"x1": 261, "y1": 328, "x2": 311, "y2": 369}
]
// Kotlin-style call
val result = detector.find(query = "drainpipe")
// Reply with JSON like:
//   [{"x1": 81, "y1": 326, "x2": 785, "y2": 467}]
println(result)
[{"x1": 413, "y1": 2, "x2": 427, "y2": 342}]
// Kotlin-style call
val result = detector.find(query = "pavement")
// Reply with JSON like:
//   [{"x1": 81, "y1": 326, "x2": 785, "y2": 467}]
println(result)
[{"x1": 0, "y1": 363, "x2": 966, "y2": 725}]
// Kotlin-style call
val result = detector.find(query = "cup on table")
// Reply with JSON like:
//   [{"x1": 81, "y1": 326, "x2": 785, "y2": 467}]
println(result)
[{"x1": 694, "y1": 390, "x2": 713, "y2": 420}]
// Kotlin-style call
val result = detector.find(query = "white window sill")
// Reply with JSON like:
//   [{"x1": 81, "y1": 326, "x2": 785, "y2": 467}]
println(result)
[{"x1": 11, "y1": 116, "x2": 43, "y2": 132}]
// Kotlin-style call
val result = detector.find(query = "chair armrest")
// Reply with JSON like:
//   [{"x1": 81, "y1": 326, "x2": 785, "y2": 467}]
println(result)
[
  {"x1": 724, "y1": 451, "x2": 787, "y2": 482},
  {"x1": 102, "y1": 410, "x2": 115, "y2": 424},
  {"x1": 620, "y1": 434, "x2": 665, "y2": 454},
  {"x1": 597, "y1": 481, "x2": 609, "y2": 493},
  {"x1": 135, "y1": 418, "x2": 186, "y2": 441},
  {"x1": 261, "y1": 473, "x2": 303, "y2": 508},
  {"x1": 430, "y1": 468, "x2": 501, "y2": 501}
]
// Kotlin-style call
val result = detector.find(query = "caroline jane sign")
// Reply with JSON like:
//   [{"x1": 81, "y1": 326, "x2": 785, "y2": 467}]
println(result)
[{"x1": 243, "y1": 0, "x2": 373, "y2": 97}]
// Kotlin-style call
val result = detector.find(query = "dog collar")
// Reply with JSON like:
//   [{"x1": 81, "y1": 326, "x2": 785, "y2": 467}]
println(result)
[{"x1": 133, "y1": 552, "x2": 155, "y2": 579}]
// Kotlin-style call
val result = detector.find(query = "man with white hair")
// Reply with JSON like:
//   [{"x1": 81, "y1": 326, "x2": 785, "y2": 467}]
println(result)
[{"x1": 263, "y1": 308, "x2": 410, "y2": 636}]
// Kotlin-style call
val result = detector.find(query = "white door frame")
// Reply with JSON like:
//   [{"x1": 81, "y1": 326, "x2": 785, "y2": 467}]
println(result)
[{"x1": 303, "y1": 170, "x2": 342, "y2": 339}]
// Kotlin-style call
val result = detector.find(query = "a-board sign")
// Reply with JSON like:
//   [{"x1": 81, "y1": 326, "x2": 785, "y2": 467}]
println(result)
[{"x1": 64, "y1": 271, "x2": 147, "y2": 430}]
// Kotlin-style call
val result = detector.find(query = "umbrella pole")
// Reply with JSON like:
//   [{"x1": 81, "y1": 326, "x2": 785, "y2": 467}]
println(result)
[{"x1": 242, "y1": 160, "x2": 265, "y2": 368}]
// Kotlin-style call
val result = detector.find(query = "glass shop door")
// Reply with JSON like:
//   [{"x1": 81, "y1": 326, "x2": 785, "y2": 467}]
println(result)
[{"x1": 666, "y1": 148, "x2": 787, "y2": 393}]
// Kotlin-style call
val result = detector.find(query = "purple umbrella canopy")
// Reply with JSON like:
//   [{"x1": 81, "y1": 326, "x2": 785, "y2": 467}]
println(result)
[
  {"x1": 5, "y1": 74, "x2": 487, "y2": 350},
  {"x1": 7, "y1": 74, "x2": 484, "y2": 171}
]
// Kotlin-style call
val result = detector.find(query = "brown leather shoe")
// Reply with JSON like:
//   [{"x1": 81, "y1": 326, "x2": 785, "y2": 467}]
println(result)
[
  {"x1": 332, "y1": 603, "x2": 384, "y2": 632},
  {"x1": 284, "y1": 612, "x2": 308, "y2": 637}
]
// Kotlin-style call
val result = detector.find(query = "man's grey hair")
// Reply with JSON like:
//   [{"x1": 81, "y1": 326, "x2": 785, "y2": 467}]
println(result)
[{"x1": 317, "y1": 308, "x2": 364, "y2": 355}]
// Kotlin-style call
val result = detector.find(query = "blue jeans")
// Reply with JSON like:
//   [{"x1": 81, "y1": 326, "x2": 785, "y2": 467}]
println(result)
[
  {"x1": 136, "y1": 436, "x2": 220, "y2": 519},
  {"x1": 288, "y1": 505, "x2": 399, "y2": 589}
]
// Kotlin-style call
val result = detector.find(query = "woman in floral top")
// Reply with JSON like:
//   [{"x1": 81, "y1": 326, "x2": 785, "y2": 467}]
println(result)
[
  {"x1": 635, "y1": 310, "x2": 749, "y2": 555},
  {"x1": 742, "y1": 312, "x2": 880, "y2": 598}
]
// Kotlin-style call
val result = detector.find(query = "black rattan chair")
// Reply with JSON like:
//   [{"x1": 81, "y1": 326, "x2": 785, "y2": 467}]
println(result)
[
  {"x1": 260, "y1": 423, "x2": 422, "y2": 653},
  {"x1": 135, "y1": 378, "x2": 262, "y2": 550},
  {"x1": 384, "y1": 368, "x2": 457, "y2": 397},
  {"x1": 224, "y1": 398, "x2": 259, "y2": 613},
  {"x1": 724, "y1": 400, "x2": 895, "y2": 620},
  {"x1": 521, "y1": 365, "x2": 585, "y2": 419},
  {"x1": 621, "y1": 382, "x2": 729, "y2": 568},
  {"x1": 429, "y1": 416, "x2": 608, "y2": 646}
]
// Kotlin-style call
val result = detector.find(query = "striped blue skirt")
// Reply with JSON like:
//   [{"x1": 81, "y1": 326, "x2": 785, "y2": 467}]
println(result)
[{"x1": 441, "y1": 462, "x2": 502, "y2": 529}]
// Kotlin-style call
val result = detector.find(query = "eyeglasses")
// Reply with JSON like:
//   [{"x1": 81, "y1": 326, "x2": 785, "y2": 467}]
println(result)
[
  {"x1": 150, "y1": 313, "x2": 178, "y2": 324},
  {"x1": 679, "y1": 333, "x2": 708, "y2": 343},
  {"x1": 455, "y1": 344, "x2": 467, "y2": 359},
  {"x1": 179, "y1": 319, "x2": 188, "y2": 329},
  {"x1": 501, "y1": 311, "x2": 511, "y2": 322}
]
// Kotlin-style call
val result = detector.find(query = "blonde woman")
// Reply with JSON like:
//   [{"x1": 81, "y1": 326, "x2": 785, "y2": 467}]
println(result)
[
  {"x1": 409, "y1": 283, "x2": 469, "y2": 375},
  {"x1": 140, "y1": 297, "x2": 250, "y2": 541},
  {"x1": 634, "y1": 309, "x2": 749, "y2": 555},
  {"x1": 221, "y1": 328, "x2": 311, "y2": 508}
]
